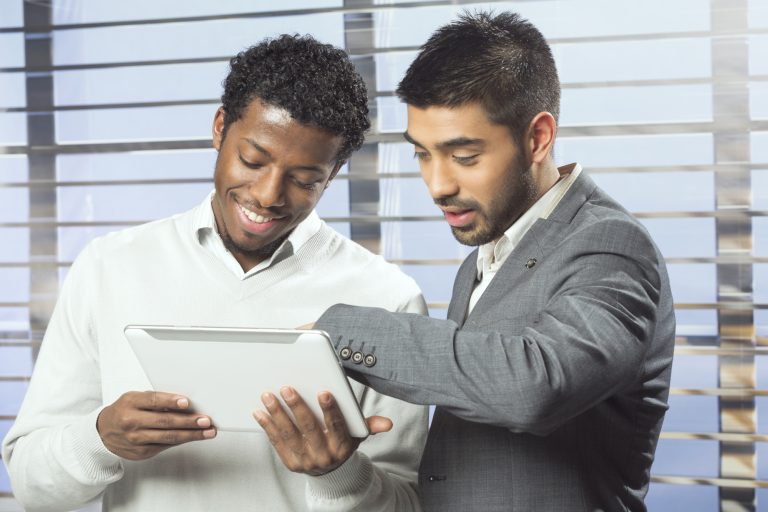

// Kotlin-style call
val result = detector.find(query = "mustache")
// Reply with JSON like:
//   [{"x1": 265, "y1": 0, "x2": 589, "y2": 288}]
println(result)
[{"x1": 434, "y1": 197, "x2": 481, "y2": 210}]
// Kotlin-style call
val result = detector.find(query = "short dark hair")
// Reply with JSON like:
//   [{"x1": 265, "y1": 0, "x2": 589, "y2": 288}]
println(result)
[
  {"x1": 221, "y1": 34, "x2": 370, "y2": 161},
  {"x1": 396, "y1": 11, "x2": 560, "y2": 144}
]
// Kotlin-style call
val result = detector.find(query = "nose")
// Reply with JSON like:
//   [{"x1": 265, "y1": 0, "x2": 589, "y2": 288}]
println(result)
[
  {"x1": 250, "y1": 167, "x2": 286, "y2": 209},
  {"x1": 423, "y1": 159, "x2": 458, "y2": 199}
]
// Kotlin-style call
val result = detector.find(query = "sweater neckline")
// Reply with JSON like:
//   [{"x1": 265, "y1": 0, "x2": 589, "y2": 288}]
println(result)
[{"x1": 176, "y1": 210, "x2": 340, "y2": 302}]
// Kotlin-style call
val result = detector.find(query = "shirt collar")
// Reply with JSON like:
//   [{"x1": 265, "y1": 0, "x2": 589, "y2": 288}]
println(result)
[
  {"x1": 475, "y1": 163, "x2": 582, "y2": 280},
  {"x1": 193, "y1": 190, "x2": 322, "y2": 275}
]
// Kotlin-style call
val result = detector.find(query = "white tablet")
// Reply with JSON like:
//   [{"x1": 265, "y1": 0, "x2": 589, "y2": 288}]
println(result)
[{"x1": 123, "y1": 325, "x2": 369, "y2": 438}]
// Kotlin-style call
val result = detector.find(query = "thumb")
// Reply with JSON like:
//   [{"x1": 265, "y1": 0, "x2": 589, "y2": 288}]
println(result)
[{"x1": 366, "y1": 415, "x2": 393, "y2": 435}]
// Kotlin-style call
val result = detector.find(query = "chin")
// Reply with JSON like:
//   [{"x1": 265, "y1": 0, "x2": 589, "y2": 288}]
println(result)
[
  {"x1": 451, "y1": 225, "x2": 497, "y2": 247},
  {"x1": 451, "y1": 228, "x2": 479, "y2": 247}
]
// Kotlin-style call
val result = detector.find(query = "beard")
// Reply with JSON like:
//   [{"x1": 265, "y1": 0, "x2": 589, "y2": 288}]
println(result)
[
  {"x1": 437, "y1": 152, "x2": 537, "y2": 247},
  {"x1": 218, "y1": 227, "x2": 291, "y2": 264}
]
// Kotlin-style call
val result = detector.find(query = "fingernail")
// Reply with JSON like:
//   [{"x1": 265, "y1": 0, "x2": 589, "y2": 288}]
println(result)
[
  {"x1": 280, "y1": 387, "x2": 296, "y2": 400},
  {"x1": 176, "y1": 398, "x2": 189, "y2": 409},
  {"x1": 203, "y1": 428, "x2": 216, "y2": 439},
  {"x1": 253, "y1": 410, "x2": 266, "y2": 423},
  {"x1": 196, "y1": 417, "x2": 211, "y2": 428},
  {"x1": 262, "y1": 393, "x2": 276, "y2": 407},
  {"x1": 319, "y1": 392, "x2": 331, "y2": 405}
]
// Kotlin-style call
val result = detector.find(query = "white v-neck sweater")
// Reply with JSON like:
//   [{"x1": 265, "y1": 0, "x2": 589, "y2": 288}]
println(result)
[{"x1": 2, "y1": 201, "x2": 428, "y2": 512}]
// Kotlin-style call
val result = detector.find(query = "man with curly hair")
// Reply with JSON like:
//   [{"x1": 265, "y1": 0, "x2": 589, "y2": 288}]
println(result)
[{"x1": 2, "y1": 35, "x2": 427, "y2": 511}]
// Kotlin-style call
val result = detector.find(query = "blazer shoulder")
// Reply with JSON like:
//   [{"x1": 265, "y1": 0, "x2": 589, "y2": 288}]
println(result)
[{"x1": 564, "y1": 187, "x2": 662, "y2": 262}]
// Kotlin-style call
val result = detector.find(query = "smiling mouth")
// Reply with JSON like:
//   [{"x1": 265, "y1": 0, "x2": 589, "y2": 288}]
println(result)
[{"x1": 237, "y1": 203, "x2": 282, "y2": 224}]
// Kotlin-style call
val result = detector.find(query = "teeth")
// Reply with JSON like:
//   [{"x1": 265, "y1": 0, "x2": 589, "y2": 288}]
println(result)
[{"x1": 239, "y1": 204, "x2": 273, "y2": 224}]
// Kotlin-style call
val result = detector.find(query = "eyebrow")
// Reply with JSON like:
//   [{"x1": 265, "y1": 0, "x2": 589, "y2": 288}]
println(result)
[
  {"x1": 242, "y1": 138, "x2": 272, "y2": 159},
  {"x1": 403, "y1": 131, "x2": 420, "y2": 146},
  {"x1": 403, "y1": 131, "x2": 484, "y2": 150}
]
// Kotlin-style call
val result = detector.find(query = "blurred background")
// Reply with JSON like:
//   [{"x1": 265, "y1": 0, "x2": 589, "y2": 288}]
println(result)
[{"x1": 1, "y1": 0, "x2": 767, "y2": 510}]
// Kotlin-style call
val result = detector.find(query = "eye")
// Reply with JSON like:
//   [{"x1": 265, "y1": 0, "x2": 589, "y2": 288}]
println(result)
[
  {"x1": 413, "y1": 150, "x2": 430, "y2": 161},
  {"x1": 294, "y1": 178, "x2": 321, "y2": 191},
  {"x1": 239, "y1": 156, "x2": 262, "y2": 169},
  {"x1": 453, "y1": 154, "x2": 479, "y2": 166}
]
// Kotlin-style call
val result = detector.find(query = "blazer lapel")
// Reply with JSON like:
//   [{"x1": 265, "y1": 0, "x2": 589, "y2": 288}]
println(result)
[
  {"x1": 447, "y1": 250, "x2": 478, "y2": 326},
  {"x1": 464, "y1": 231, "x2": 545, "y2": 322},
  {"x1": 464, "y1": 171, "x2": 597, "y2": 321}
]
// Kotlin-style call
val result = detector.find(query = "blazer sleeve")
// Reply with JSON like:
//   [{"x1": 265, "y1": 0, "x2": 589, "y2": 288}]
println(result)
[{"x1": 316, "y1": 224, "x2": 666, "y2": 436}]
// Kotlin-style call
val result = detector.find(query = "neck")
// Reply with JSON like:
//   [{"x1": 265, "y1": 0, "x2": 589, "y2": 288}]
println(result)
[{"x1": 532, "y1": 159, "x2": 561, "y2": 199}]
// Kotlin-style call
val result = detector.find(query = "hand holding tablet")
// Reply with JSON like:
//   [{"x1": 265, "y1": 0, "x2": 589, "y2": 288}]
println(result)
[
  {"x1": 254, "y1": 385, "x2": 393, "y2": 475},
  {"x1": 96, "y1": 390, "x2": 217, "y2": 460}
]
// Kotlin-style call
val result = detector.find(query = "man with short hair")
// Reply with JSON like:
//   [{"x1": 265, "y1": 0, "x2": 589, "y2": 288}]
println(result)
[
  {"x1": 2, "y1": 35, "x2": 427, "y2": 511},
  {"x1": 273, "y1": 12, "x2": 675, "y2": 511}
]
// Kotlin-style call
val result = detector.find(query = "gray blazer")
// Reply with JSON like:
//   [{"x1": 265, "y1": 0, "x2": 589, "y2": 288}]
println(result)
[{"x1": 317, "y1": 171, "x2": 675, "y2": 512}]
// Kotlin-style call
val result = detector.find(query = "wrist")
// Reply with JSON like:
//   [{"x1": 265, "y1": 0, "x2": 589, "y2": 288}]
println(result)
[
  {"x1": 306, "y1": 451, "x2": 373, "y2": 501},
  {"x1": 66, "y1": 407, "x2": 124, "y2": 481}
]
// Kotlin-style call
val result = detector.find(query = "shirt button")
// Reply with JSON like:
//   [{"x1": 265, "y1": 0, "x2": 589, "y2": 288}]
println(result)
[
  {"x1": 339, "y1": 347, "x2": 352, "y2": 360},
  {"x1": 525, "y1": 258, "x2": 537, "y2": 269},
  {"x1": 351, "y1": 351, "x2": 364, "y2": 364},
  {"x1": 363, "y1": 354, "x2": 377, "y2": 367}
]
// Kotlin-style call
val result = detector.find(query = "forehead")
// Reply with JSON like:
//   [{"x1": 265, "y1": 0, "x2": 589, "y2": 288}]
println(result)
[
  {"x1": 405, "y1": 103, "x2": 512, "y2": 147},
  {"x1": 233, "y1": 100, "x2": 343, "y2": 161}
]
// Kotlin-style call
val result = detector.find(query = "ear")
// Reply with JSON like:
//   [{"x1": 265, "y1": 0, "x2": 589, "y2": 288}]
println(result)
[
  {"x1": 325, "y1": 160, "x2": 345, "y2": 189},
  {"x1": 212, "y1": 107, "x2": 226, "y2": 151},
  {"x1": 526, "y1": 112, "x2": 557, "y2": 165}
]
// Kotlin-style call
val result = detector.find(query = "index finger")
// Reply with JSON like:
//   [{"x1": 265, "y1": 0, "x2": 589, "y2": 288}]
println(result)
[{"x1": 133, "y1": 391, "x2": 191, "y2": 412}]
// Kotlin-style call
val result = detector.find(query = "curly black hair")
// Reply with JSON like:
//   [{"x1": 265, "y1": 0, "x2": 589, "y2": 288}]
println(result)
[{"x1": 221, "y1": 34, "x2": 370, "y2": 162}]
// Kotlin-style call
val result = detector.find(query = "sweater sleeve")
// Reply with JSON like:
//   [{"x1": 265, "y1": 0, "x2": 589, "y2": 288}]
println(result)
[
  {"x1": 305, "y1": 283, "x2": 427, "y2": 512},
  {"x1": 1, "y1": 242, "x2": 124, "y2": 511}
]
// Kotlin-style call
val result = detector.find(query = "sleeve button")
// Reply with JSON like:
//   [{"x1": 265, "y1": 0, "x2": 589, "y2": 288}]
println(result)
[
  {"x1": 363, "y1": 354, "x2": 377, "y2": 367},
  {"x1": 339, "y1": 347, "x2": 352, "y2": 360},
  {"x1": 351, "y1": 351, "x2": 364, "y2": 364}
]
